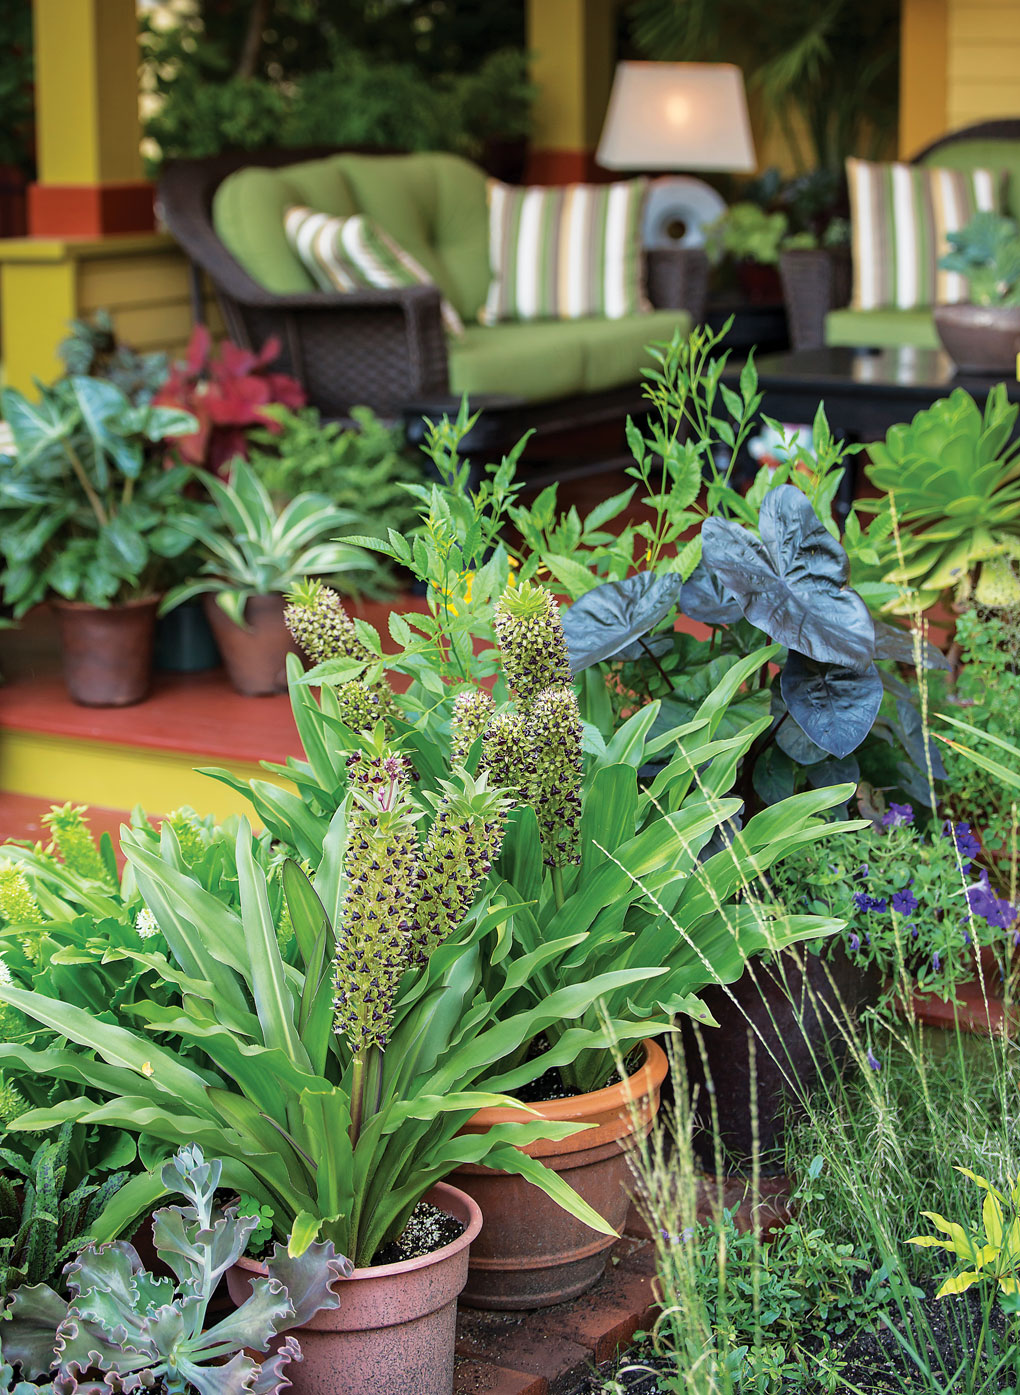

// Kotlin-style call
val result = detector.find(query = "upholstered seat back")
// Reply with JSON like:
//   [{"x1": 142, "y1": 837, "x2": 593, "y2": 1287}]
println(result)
[{"x1": 213, "y1": 151, "x2": 491, "y2": 322}]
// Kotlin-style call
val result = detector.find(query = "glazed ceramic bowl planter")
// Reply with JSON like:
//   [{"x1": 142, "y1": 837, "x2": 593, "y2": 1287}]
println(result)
[
  {"x1": 226, "y1": 1183, "x2": 481, "y2": 1395},
  {"x1": 933, "y1": 303, "x2": 1020, "y2": 374},
  {"x1": 451, "y1": 1038, "x2": 668, "y2": 1310},
  {"x1": 202, "y1": 592, "x2": 298, "y2": 696},
  {"x1": 51, "y1": 595, "x2": 160, "y2": 707}
]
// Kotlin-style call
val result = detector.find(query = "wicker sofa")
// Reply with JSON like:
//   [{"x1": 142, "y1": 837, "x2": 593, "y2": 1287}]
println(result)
[
  {"x1": 157, "y1": 150, "x2": 709, "y2": 439},
  {"x1": 779, "y1": 119, "x2": 1020, "y2": 352}
]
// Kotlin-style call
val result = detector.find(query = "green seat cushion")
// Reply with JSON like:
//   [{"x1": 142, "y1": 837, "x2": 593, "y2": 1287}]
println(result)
[
  {"x1": 919, "y1": 139, "x2": 1020, "y2": 220},
  {"x1": 213, "y1": 159, "x2": 357, "y2": 294},
  {"x1": 213, "y1": 152, "x2": 490, "y2": 320},
  {"x1": 574, "y1": 310, "x2": 692, "y2": 392},
  {"x1": 449, "y1": 311, "x2": 691, "y2": 403},
  {"x1": 825, "y1": 307, "x2": 939, "y2": 350},
  {"x1": 450, "y1": 323, "x2": 589, "y2": 402}
]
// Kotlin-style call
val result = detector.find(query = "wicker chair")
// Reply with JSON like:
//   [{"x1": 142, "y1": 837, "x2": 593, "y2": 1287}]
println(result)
[
  {"x1": 778, "y1": 120, "x2": 1020, "y2": 351},
  {"x1": 157, "y1": 149, "x2": 711, "y2": 450}
]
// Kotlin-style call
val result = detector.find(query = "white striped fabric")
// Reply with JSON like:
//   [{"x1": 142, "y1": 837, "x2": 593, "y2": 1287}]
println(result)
[
  {"x1": 847, "y1": 157, "x2": 1003, "y2": 311},
  {"x1": 284, "y1": 205, "x2": 464, "y2": 336},
  {"x1": 480, "y1": 179, "x2": 650, "y2": 325}
]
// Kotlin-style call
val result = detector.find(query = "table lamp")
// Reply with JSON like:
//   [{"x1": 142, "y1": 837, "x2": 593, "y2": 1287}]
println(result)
[{"x1": 596, "y1": 61, "x2": 757, "y2": 250}]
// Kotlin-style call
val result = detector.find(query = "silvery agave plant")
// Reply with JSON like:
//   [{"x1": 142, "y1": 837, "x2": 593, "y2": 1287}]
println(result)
[{"x1": 0, "y1": 1146, "x2": 351, "y2": 1395}]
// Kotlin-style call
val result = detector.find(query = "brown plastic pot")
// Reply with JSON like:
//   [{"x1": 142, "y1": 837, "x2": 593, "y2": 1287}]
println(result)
[
  {"x1": 225, "y1": 1182, "x2": 481, "y2": 1395},
  {"x1": 201, "y1": 592, "x2": 298, "y2": 696},
  {"x1": 450, "y1": 1038, "x2": 668, "y2": 1310},
  {"x1": 51, "y1": 595, "x2": 159, "y2": 707},
  {"x1": 934, "y1": 303, "x2": 1020, "y2": 374}
]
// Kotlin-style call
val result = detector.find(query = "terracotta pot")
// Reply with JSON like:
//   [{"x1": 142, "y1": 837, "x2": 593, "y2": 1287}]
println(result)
[
  {"x1": 681, "y1": 946, "x2": 878, "y2": 1172},
  {"x1": 451, "y1": 1038, "x2": 668, "y2": 1310},
  {"x1": 225, "y1": 1182, "x2": 481, "y2": 1395},
  {"x1": 201, "y1": 592, "x2": 297, "y2": 696},
  {"x1": 933, "y1": 303, "x2": 1020, "y2": 375},
  {"x1": 51, "y1": 595, "x2": 159, "y2": 707}
]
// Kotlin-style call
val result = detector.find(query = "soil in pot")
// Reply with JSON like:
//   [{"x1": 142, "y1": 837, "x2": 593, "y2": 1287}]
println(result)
[
  {"x1": 451, "y1": 1038, "x2": 668, "y2": 1311},
  {"x1": 202, "y1": 592, "x2": 298, "y2": 696},
  {"x1": 52, "y1": 595, "x2": 159, "y2": 707},
  {"x1": 226, "y1": 1182, "x2": 480, "y2": 1395},
  {"x1": 681, "y1": 946, "x2": 878, "y2": 1174}
]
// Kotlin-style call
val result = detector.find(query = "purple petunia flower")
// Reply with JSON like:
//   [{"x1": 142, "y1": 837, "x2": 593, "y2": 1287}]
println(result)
[
  {"x1": 849, "y1": 932, "x2": 861, "y2": 952},
  {"x1": 867, "y1": 1047, "x2": 881, "y2": 1072},
  {"x1": 932, "y1": 952, "x2": 941, "y2": 971},
  {"x1": 909, "y1": 924, "x2": 919, "y2": 940},
  {"x1": 891, "y1": 887, "x2": 919, "y2": 916},
  {"x1": 943, "y1": 821, "x2": 981, "y2": 864},
  {"x1": 853, "y1": 891, "x2": 871, "y2": 913},
  {"x1": 967, "y1": 869, "x2": 1018, "y2": 931},
  {"x1": 854, "y1": 863, "x2": 870, "y2": 883},
  {"x1": 881, "y1": 803, "x2": 914, "y2": 829}
]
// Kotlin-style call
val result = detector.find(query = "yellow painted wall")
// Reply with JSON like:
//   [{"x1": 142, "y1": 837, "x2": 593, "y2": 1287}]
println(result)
[
  {"x1": 901, "y1": 0, "x2": 1020, "y2": 156},
  {"x1": 0, "y1": 234, "x2": 222, "y2": 391},
  {"x1": 947, "y1": 0, "x2": 1020, "y2": 129}
]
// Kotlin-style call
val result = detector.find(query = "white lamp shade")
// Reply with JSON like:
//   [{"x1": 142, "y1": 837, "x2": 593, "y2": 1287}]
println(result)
[{"x1": 597, "y1": 61, "x2": 757, "y2": 174}]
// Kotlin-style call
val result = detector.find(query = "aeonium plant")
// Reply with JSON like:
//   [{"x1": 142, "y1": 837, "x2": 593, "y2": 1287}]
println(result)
[{"x1": 0, "y1": 376, "x2": 199, "y2": 612}]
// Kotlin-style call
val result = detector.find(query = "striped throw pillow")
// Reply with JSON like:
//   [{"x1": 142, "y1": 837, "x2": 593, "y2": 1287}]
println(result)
[
  {"x1": 284, "y1": 205, "x2": 464, "y2": 337},
  {"x1": 847, "y1": 157, "x2": 1002, "y2": 310},
  {"x1": 481, "y1": 179, "x2": 650, "y2": 325}
]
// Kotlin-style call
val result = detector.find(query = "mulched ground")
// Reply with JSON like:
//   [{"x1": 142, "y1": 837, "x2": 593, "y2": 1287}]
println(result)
[{"x1": 561, "y1": 1281, "x2": 1018, "y2": 1394}]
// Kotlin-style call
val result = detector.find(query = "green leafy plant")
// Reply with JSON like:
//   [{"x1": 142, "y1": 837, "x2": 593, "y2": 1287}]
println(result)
[
  {"x1": 705, "y1": 203, "x2": 789, "y2": 267},
  {"x1": 0, "y1": 377, "x2": 199, "y2": 613},
  {"x1": 911, "y1": 1166, "x2": 1020, "y2": 1300},
  {"x1": 0, "y1": 1124, "x2": 128, "y2": 1293},
  {"x1": 248, "y1": 404, "x2": 421, "y2": 595},
  {"x1": 861, "y1": 386, "x2": 1020, "y2": 612},
  {"x1": 57, "y1": 311, "x2": 169, "y2": 406},
  {"x1": 2, "y1": 1145, "x2": 351, "y2": 1395},
  {"x1": 161, "y1": 458, "x2": 369, "y2": 625},
  {"x1": 940, "y1": 211, "x2": 1020, "y2": 308}
]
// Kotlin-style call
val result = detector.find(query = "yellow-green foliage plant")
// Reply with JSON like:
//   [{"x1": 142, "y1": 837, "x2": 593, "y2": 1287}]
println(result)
[{"x1": 910, "y1": 1168, "x2": 1020, "y2": 1301}]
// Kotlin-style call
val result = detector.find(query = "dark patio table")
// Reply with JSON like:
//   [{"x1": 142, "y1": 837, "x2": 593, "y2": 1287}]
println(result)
[{"x1": 740, "y1": 345, "x2": 1020, "y2": 441}]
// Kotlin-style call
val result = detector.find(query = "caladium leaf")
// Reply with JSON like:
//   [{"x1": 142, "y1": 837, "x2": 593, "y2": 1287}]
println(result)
[
  {"x1": 678, "y1": 562, "x2": 743, "y2": 625},
  {"x1": 873, "y1": 618, "x2": 951, "y2": 670},
  {"x1": 893, "y1": 697, "x2": 948, "y2": 781},
  {"x1": 702, "y1": 485, "x2": 875, "y2": 669},
  {"x1": 780, "y1": 651, "x2": 883, "y2": 758},
  {"x1": 770, "y1": 691, "x2": 828, "y2": 766},
  {"x1": 561, "y1": 572, "x2": 682, "y2": 672}
]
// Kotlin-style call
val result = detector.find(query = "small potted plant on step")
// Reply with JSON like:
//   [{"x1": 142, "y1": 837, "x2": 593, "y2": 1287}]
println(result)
[
  {"x1": 0, "y1": 375, "x2": 198, "y2": 705},
  {"x1": 161, "y1": 458, "x2": 367, "y2": 695}
]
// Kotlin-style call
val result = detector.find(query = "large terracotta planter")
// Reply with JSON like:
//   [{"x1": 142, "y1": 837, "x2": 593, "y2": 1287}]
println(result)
[
  {"x1": 934, "y1": 303, "x2": 1020, "y2": 374},
  {"x1": 202, "y1": 592, "x2": 297, "y2": 696},
  {"x1": 51, "y1": 595, "x2": 159, "y2": 707},
  {"x1": 451, "y1": 1038, "x2": 668, "y2": 1310},
  {"x1": 225, "y1": 1182, "x2": 481, "y2": 1395}
]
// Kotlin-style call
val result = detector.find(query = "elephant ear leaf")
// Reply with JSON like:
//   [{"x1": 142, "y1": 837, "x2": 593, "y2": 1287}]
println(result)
[
  {"x1": 780, "y1": 650, "x2": 882, "y2": 759},
  {"x1": 678, "y1": 562, "x2": 743, "y2": 625},
  {"x1": 702, "y1": 484, "x2": 875, "y2": 669},
  {"x1": 561, "y1": 572, "x2": 682, "y2": 673},
  {"x1": 873, "y1": 618, "x2": 951, "y2": 671}
]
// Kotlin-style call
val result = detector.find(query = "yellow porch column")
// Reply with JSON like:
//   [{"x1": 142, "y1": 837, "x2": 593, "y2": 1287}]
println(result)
[
  {"x1": 899, "y1": 0, "x2": 949, "y2": 157},
  {"x1": 29, "y1": 0, "x2": 153, "y2": 235},
  {"x1": 526, "y1": 0, "x2": 617, "y2": 183}
]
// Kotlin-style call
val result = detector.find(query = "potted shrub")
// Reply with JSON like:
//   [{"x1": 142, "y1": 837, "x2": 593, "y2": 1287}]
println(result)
[
  {"x1": 705, "y1": 202, "x2": 789, "y2": 303},
  {"x1": 162, "y1": 459, "x2": 366, "y2": 695},
  {"x1": 0, "y1": 376, "x2": 198, "y2": 706},
  {"x1": 1, "y1": 1145, "x2": 349, "y2": 1395},
  {"x1": 934, "y1": 211, "x2": 1020, "y2": 373}
]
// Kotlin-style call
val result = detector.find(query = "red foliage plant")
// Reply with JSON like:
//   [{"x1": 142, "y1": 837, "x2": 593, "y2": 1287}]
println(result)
[{"x1": 153, "y1": 326, "x2": 305, "y2": 475}]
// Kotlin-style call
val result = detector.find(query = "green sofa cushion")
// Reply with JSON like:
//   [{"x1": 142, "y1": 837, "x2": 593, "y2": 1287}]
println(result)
[
  {"x1": 825, "y1": 307, "x2": 940, "y2": 350},
  {"x1": 919, "y1": 139, "x2": 1020, "y2": 220},
  {"x1": 449, "y1": 311, "x2": 690, "y2": 403},
  {"x1": 213, "y1": 152, "x2": 490, "y2": 320}
]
